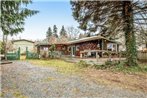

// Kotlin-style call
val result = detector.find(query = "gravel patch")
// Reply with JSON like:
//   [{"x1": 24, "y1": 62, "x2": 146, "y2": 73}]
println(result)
[{"x1": 1, "y1": 61, "x2": 147, "y2": 98}]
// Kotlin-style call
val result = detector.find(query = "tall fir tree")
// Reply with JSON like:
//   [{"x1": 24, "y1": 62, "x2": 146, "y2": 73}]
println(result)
[
  {"x1": 71, "y1": 1, "x2": 147, "y2": 66},
  {"x1": 53, "y1": 25, "x2": 58, "y2": 38},
  {"x1": 60, "y1": 25, "x2": 67, "y2": 37},
  {"x1": 46, "y1": 27, "x2": 52, "y2": 40},
  {"x1": 1, "y1": 0, "x2": 38, "y2": 60}
]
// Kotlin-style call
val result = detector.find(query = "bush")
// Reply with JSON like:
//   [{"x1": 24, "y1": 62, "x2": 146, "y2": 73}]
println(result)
[
  {"x1": 77, "y1": 59, "x2": 147, "y2": 74},
  {"x1": 48, "y1": 44, "x2": 56, "y2": 59},
  {"x1": 77, "y1": 60, "x2": 90, "y2": 68},
  {"x1": 93, "y1": 64, "x2": 106, "y2": 69},
  {"x1": 120, "y1": 51, "x2": 126, "y2": 57},
  {"x1": 144, "y1": 66, "x2": 147, "y2": 71},
  {"x1": 42, "y1": 51, "x2": 48, "y2": 58},
  {"x1": 110, "y1": 61, "x2": 147, "y2": 73}
]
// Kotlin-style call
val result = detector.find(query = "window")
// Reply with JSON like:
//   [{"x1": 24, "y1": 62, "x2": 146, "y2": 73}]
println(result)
[
  {"x1": 107, "y1": 43, "x2": 113, "y2": 49},
  {"x1": 43, "y1": 47, "x2": 48, "y2": 51},
  {"x1": 76, "y1": 45, "x2": 79, "y2": 51}
]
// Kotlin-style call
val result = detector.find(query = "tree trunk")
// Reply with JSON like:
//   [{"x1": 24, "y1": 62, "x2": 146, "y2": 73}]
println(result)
[
  {"x1": 3, "y1": 33, "x2": 7, "y2": 60},
  {"x1": 122, "y1": 1, "x2": 137, "y2": 66}
]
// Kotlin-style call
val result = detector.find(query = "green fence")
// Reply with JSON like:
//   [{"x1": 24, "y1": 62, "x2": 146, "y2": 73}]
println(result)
[
  {"x1": 6, "y1": 48, "x2": 20, "y2": 60},
  {"x1": 26, "y1": 47, "x2": 39, "y2": 59}
]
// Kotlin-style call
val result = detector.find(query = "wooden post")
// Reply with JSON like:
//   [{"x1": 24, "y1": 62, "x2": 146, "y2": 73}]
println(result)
[
  {"x1": 96, "y1": 52, "x2": 99, "y2": 62},
  {"x1": 18, "y1": 47, "x2": 20, "y2": 60},
  {"x1": 108, "y1": 52, "x2": 112, "y2": 61},
  {"x1": 26, "y1": 47, "x2": 28, "y2": 59},
  {"x1": 119, "y1": 52, "x2": 121, "y2": 62},
  {"x1": 80, "y1": 53, "x2": 82, "y2": 58},
  {"x1": 101, "y1": 39, "x2": 103, "y2": 57}
]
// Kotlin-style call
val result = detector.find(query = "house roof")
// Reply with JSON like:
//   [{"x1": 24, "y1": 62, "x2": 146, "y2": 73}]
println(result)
[
  {"x1": 35, "y1": 39, "x2": 49, "y2": 46},
  {"x1": 35, "y1": 38, "x2": 67, "y2": 46},
  {"x1": 12, "y1": 39, "x2": 34, "y2": 43},
  {"x1": 36, "y1": 36, "x2": 121, "y2": 46},
  {"x1": 67, "y1": 36, "x2": 121, "y2": 44}
]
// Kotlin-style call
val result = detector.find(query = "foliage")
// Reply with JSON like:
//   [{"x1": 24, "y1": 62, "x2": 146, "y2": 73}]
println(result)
[
  {"x1": 6, "y1": 48, "x2": 20, "y2": 60},
  {"x1": 1, "y1": 0, "x2": 38, "y2": 60},
  {"x1": 40, "y1": 51, "x2": 48, "y2": 59},
  {"x1": 6, "y1": 41, "x2": 15, "y2": 51},
  {"x1": 71, "y1": 1, "x2": 147, "y2": 66},
  {"x1": 26, "y1": 52, "x2": 39, "y2": 59},
  {"x1": 48, "y1": 35, "x2": 58, "y2": 44},
  {"x1": 60, "y1": 25, "x2": 67, "y2": 37},
  {"x1": 119, "y1": 51, "x2": 126, "y2": 57},
  {"x1": 1, "y1": 0, "x2": 39, "y2": 36},
  {"x1": 49, "y1": 44, "x2": 56, "y2": 52},
  {"x1": 49, "y1": 44, "x2": 56, "y2": 58},
  {"x1": 0, "y1": 41, "x2": 4, "y2": 54},
  {"x1": 66, "y1": 26, "x2": 80, "y2": 40},
  {"x1": 76, "y1": 60, "x2": 91, "y2": 68},
  {"x1": 53, "y1": 25, "x2": 58, "y2": 38},
  {"x1": 46, "y1": 27, "x2": 52, "y2": 40},
  {"x1": 76, "y1": 59, "x2": 147, "y2": 73},
  {"x1": 93, "y1": 61, "x2": 147, "y2": 73}
]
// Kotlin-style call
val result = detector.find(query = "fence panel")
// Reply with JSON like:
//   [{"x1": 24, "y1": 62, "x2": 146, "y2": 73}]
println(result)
[
  {"x1": 26, "y1": 47, "x2": 39, "y2": 59},
  {"x1": 137, "y1": 52, "x2": 147, "y2": 62},
  {"x1": 6, "y1": 48, "x2": 20, "y2": 60}
]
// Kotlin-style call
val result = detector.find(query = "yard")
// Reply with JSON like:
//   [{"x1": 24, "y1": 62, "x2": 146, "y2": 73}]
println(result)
[
  {"x1": 1, "y1": 59, "x2": 147, "y2": 98},
  {"x1": 28, "y1": 59, "x2": 147, "y2": 93}
]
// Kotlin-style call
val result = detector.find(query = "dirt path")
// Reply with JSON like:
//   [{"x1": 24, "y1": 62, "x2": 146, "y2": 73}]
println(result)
[{"x1": 1, "y1": 61, "x2": 147, "y2": 98}]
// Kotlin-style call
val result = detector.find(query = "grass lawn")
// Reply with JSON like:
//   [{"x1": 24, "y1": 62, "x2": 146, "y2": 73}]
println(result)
[
  {"x1": 20, "y1": 55, "x2": 26, "y2": 60},
  {"x1": 27, "y1": 59, "x2": 147, "y2": 92},
  {"x1": 28, "y1": 59, "x2": 81, "y2": 74}
]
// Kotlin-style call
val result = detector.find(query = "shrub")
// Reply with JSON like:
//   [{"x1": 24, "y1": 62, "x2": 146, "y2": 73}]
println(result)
[
  {"x1": 93, "y1": 64, "x2": 106, "y2": 69},
  {"x1": 77, "y1": 60, "x2": 90, "y2": 68},
  {"x1": 120, "y1": 51, "x2": 126, "y2": 57},
  {"x1": 42, "y1": 51, "x2": 48, "y2": 58},
  {"x1": 93, "y1": 60, "x2": 120, "y2": 70},
  {"x1": 112, "y1": 61, "x2": 147, "y2": 73},
  {"x1": 49, "y1": 44, "x2": 56, "y2": 59}
]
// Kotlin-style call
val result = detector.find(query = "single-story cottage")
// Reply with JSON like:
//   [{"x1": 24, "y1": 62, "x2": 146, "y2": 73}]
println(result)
[
  {"x1": 36, "y1": 36, "x2": 120, "y2": 58},
  {"x1": 12, "y1": 39, "x2": 35, "y2": 54}
]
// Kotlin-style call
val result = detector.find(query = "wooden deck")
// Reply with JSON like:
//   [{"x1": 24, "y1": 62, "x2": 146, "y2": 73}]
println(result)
[{"x1": 80, "y1": 49, "x2": 119, "y2": 58}]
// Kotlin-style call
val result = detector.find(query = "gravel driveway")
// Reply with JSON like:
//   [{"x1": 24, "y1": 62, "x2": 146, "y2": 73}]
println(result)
[{"x1": 1, "y1": 61, "x2": 147, "y2": 98}]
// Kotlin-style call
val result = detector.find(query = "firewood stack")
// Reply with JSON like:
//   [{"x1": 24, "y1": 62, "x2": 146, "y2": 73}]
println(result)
[{"x1": 79, "y1": 41, "x2": 98, "y2": 51}]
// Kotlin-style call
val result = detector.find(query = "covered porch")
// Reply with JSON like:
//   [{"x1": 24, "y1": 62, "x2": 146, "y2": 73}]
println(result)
[{"x1": 66, "y1": 36, "x2": 120, "y2": 58}]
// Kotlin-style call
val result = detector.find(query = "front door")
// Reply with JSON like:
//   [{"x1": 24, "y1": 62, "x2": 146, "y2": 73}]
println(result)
[{"x1": 71, "y1": 46, "x2": 76, "y2": 57}]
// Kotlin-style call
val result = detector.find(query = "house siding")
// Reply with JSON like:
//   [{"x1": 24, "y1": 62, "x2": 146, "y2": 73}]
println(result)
[{"x1": 13, "y1": 41, "x2": 34, "y2": 54}]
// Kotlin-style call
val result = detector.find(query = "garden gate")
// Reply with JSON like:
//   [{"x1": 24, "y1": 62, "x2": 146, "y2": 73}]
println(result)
[
  {"x1": 6, "y1": 47, "x2": 20, "y2": 60},
  {"x1": 26, "y1": 47, "x2": 39, "y2": 59}
]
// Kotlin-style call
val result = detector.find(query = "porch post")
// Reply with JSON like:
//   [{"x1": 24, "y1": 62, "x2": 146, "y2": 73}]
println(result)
[
  {"x1": 80, "y1": 53, "x2": 82, "y2": 58},
  {"x1": 101, "y1": 39, "x2": 104, "y2": 57},
  {"x1": 96, "y1": 52, "x2": 99, "y2": 62}
]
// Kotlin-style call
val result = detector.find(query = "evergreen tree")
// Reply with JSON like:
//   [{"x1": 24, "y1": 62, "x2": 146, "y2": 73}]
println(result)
[
  {"x1": 1, "y1": 0, "x2": 38, "y2": 60},
  {"x1": 53, "y1": 25, "x2": 58, "y2": 38},
  {"x1": 46, "y1": 27, "x2": 52, "y2": 40},
  {"x1": 71, "y1": 1, "x2": 147, "y2": 66},
  {"x1": 1, "y1": 1, "x2": 38, "y2": 36},
  {"x1": 60, "y1": 26, "x2": 67, "y2": 37}
]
